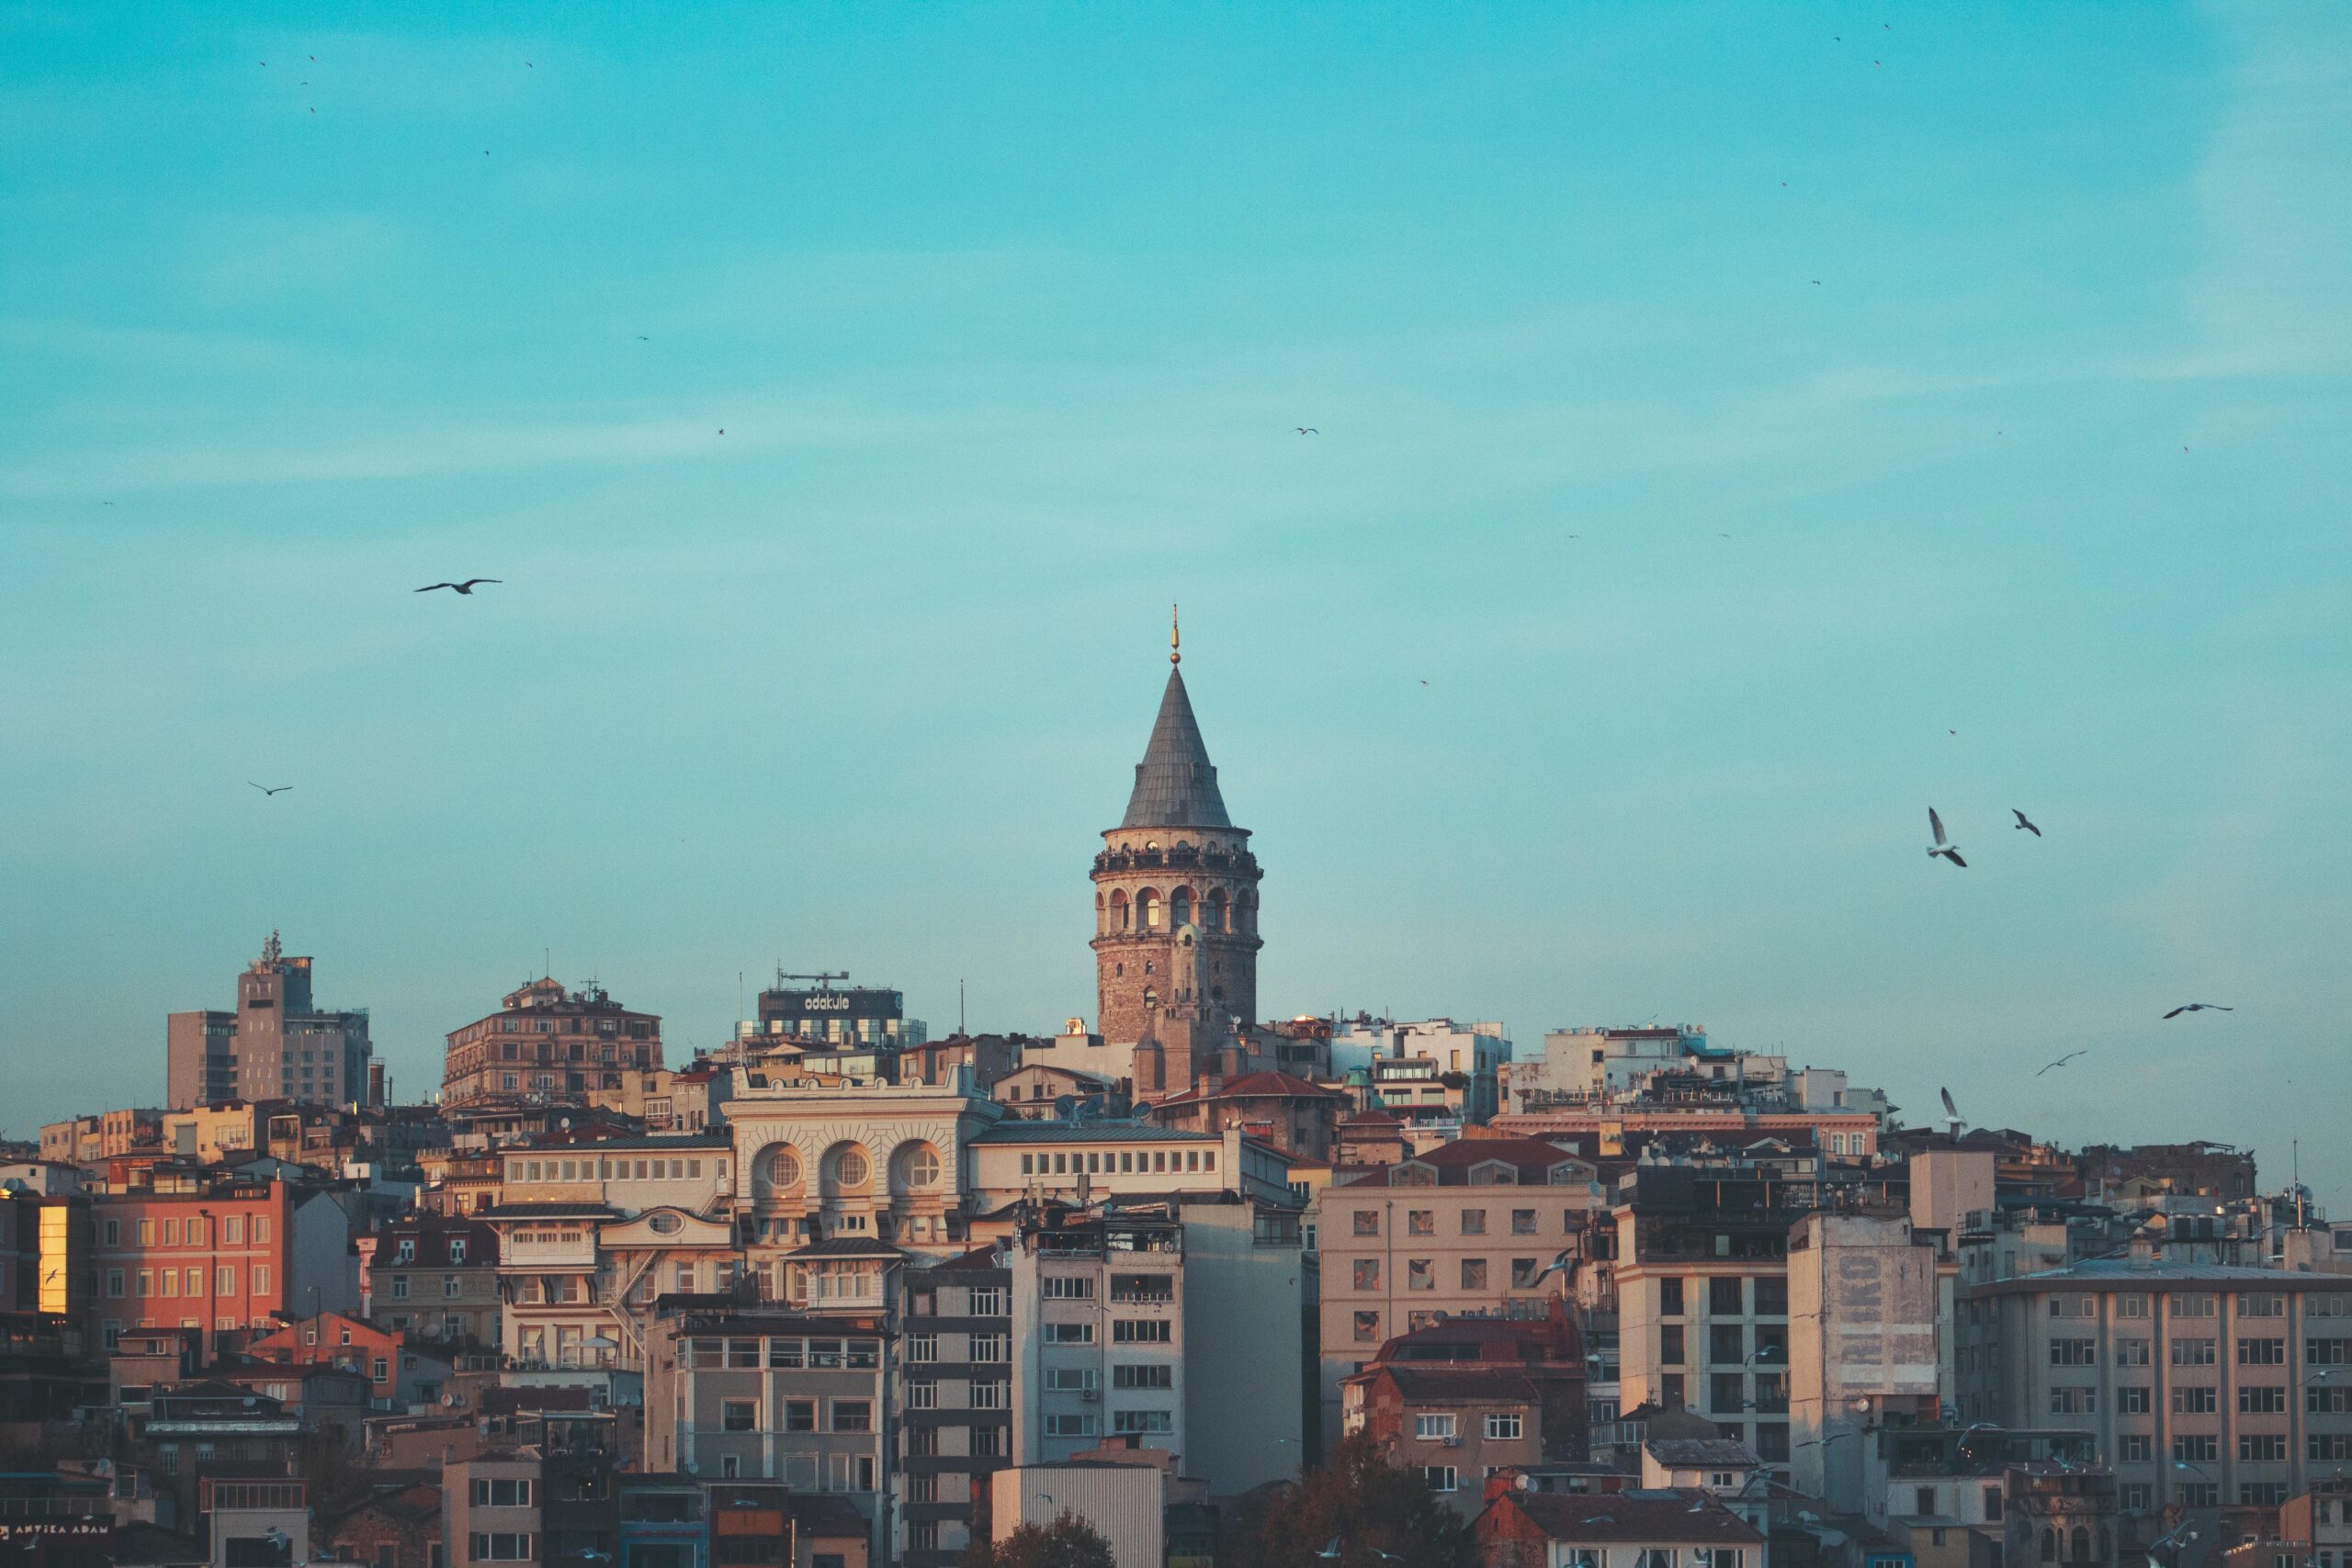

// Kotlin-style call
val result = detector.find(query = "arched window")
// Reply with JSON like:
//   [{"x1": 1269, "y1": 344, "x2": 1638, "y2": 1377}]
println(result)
[
  {"x1": 1109, "y1": 891, "x2": 1129, "y2": 931},
  {"x1": 823, "y1": 1143, "x2": 871, "y2": 1195},
  {"x1": 1170, "y1": 887, "x2": 1193, "y2": 930},
  {"x1": 1137, "y1": 889, "x2": 1162, "y2": 931},
  {"x1": 893, "y1": 1142, "x2": 941, "y2": 1191},
  {"x1": 1094, "y1": 893, "x2": 1106, "y2": 934},
  {"x1": 1205, "y1": 889, "x2": 1228, "y2": 932},
  {"x1": 2041, "y1": 1529, "x2": 2057, "y2": 1563},
  {"x1": 2071, "y1": 1529, "x2": 2089, "y2": 1563},
  {"x1": 1142, "y1": 987, "x2": 1159, "y2": 1010}
]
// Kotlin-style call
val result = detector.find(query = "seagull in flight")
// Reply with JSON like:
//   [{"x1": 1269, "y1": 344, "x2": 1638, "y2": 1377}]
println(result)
[
  {"x1": 2012, "y1": 809, "x2": 2041, "y2": 837},
  {"x1": 248, "y1": 783, "x2": 293, "y2": 796},
  {"x1": 2037, "y1": 1050, "x2": 2088, "y2": 1077},
  {"x1": 2163, "y1": 1003, "x2": 2233, "y2": 1020},
  {"x1": 415, "y1": 579, "x2": 501, "y2": 595},
  {"x1": 1532, "y1": 1247, "x2": 1576, "y2": 1286},
  {"x1": 1297, "y1": 427, "x2": 1318, "y2": 434},
  {"x1": 1927, "y1": 808, "x2": 1966, "y2": 867}
]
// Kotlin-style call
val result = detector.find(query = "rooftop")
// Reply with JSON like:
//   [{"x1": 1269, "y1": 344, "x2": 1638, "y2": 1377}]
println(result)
[
  {"x1": 1495, "y1": 1492, "x2": 1767, "y2": 1546},
  {"x1": 970, "y1": 1122, "x2": 1214, "y2": 1145},
  {"x1": 1120, "y1": 663, "x2": 1232, "y2": 830}
]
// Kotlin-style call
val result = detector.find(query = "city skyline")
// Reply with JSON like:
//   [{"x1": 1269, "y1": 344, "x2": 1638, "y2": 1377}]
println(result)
[{"x1": 5, "y1": 2, "x2": 2349, "y2": 1213}]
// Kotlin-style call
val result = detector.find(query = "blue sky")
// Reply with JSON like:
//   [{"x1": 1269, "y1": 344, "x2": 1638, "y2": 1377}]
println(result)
[{"x1": 4, "y1": 4, "x2": 2346, "y2": 1205}]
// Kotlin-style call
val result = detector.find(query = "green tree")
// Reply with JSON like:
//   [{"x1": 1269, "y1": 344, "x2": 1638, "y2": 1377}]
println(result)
[
  {"x1": 1228, "y1": 1435, "x2": 1476, "y2": 1568},
  {"x1": 965, "y1": 1510, "x2": 1118, "y2": 1568}
]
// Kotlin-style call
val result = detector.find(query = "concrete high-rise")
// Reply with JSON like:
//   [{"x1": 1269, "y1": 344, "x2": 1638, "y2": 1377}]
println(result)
[
  {"x1": 165, "y1": 931, "x2": 372, "y2": 1110},
  {"x1": 1090, "y1": 615, "x2": 1261, "y2": 1089}
]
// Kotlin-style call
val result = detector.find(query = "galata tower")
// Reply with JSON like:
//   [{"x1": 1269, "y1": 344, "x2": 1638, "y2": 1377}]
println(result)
[{"x1": 1091, "y1": 613, "x2": 1261, "y2": 1088}]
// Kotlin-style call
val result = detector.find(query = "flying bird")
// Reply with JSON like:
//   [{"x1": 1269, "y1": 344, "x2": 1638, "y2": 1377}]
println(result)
[
  {"x1": 2012, "y1": 809, "x2": 2041, "y2": 837},
  {"x1": 2163, "y1": 1003, "x2": 2233, "y2": 1020},
  {"x1": 2037, "y1": 1050, "x2": 2088, "y2": 1077},
  {"x1": 415, "y1": 580, "x2": 501, "y2": 595},
  {"x1": 1927, "y1": 808, "x2": 1966, "y2": 867},
  {"x1": 1297, "y1": 427, "x2": 1318, "y2": 434},
  {"x1": 1317, "y1": 1542, "x2": 1342, "y2": 1562},
  {"x1": 1532, "y1": 1247, "x2": 1576, "y2": 1286},
  {"x1": 248, "y1": 783, "x2": 293, "y2": 796},
  {"x1": 1940, "y1": 1087, "x2": 1962, "y2": 1135}
]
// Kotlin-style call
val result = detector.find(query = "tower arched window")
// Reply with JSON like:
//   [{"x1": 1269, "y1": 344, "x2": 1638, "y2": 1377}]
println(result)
[
  {"x1": 1137, "y1": 889, "x2": 1161, "y2": 931},
  {"x1": 1170, "y1": 887, "x2": 1192, "y2": 930},
  {"x1": 2041, "y1": 1530, "x2": 2056, "y2": 1563},
  {"x1": 1109, "y1": 891, "x2": 1129, "y2": 931},
  {"x1": 2070, "y1": 1529, "x2": 2089, "y2": 1563},
  {"x1": 1206, "y1": 890, "x2": 1228, "y2": 932}
]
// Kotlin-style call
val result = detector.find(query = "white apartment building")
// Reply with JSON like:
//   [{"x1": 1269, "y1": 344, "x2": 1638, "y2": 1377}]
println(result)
[
  {"x1": 962, "y1": 1122, "x2": 1292, "y2": 1216},
  {"x1": 1010, "y1": 1211, "x2": 1187, "y2": 1469}
]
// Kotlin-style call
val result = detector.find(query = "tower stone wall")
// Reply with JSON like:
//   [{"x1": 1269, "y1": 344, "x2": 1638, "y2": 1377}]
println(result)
[{"x1": 1091, "y1": 634, "x2": 1261, "y2": 1078}]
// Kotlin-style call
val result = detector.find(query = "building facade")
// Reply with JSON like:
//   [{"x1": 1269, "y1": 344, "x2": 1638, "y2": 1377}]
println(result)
[
  {"x1": 897, "y1": 1246, "x2": 1013, "y2": 1568},
  {"x1": 441, "y1": 977, "x2": 663, "y2": 1108},
  {"x1": 166, "y1": 932, "x2": 372, "y2": 1111}
]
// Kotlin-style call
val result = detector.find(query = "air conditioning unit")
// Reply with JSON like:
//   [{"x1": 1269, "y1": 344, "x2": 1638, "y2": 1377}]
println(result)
[
  {"x1": 1442, "y1": 1435, "x2": 1461, "y2": 1448},
  {"x1": 1080, "y1": 1390, "x2": 1101, "y2": 1402}
]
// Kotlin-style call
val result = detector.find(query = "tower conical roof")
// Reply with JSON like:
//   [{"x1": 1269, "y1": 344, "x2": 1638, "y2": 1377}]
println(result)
[{"x1": 1120, "y1": 667, "x2": 1233, "y2": 829}]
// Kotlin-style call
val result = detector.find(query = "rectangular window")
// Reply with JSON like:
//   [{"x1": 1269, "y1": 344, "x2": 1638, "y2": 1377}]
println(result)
[
  {"x1": 1460, "y1": 1258, "x2": 1487, "y2": 1291},
  {"x1": 1113, "y1": 1319, "x2": 1171, "y2": 1343},
  {"x1": 1659, "y1": 1278, "x2": 1684, "y2": 1315},
  {"x1": 2117, "y1": 1293, "x2": 2149, "y2": 1319},
  {"x1": 2310, "y1": 1338, "x2": 2352, "y2": 1365},
  {"x1": 2120, "y1": 1485, "x2": 2152, "y2": 1512},
  {"x1": 1415, "y1": 1413, "x2": 1458, "y2": 1441},
  {"x1": 970, "y1": 1382, "x2": 1008, "y2": 1410},
  {"x1": 2172, "y1": 1293, "x2": 2216, "y2": 1319},
  {"x1": 1713, "y1": 1325, "x2": 1747, "y2": 1364},
  {"x1": 906, "y1": 1382, "x2": 937, "y2": 1410},
  {"x1": 722, "y1": 1400, "x2": 757, "y2": 1432},
  {"x1": 1486, "y1": 1413, "x2": 1522, "y2": 1440},
  {"x1": 1043, "y1": 1276, "x2": 1095, "y2": 1299},
  {"x1": 1406, "y1": 1258, "x2": 1433, "y2": 1292},
  {"x1": 1422, "y1": 1466, "x2": 1456, "y2": 1494},
  {"x1": 1660, "y1": 1325, "x2": 1685, "y2": 1365},
  {"x1": 2237, "y1": 1337, "x2": 2286, "y2": 1365},
  {"x1": 1711, "y1": 1277, "x2": 1745, "y2": 1315},
  {"x1": 2050, "y1": 1387, "x2": 2097, "y2": 1416},
  {"x1": 2172, "y1": 1435, "x2": 2218, "y2": 1462},
  {"x1": 2115, "y1": 1337, "x2": 2150, "y2": 1367},
  {"x1": 1407, "y1": 1211, "x2": 1434, "y2": 1236},
  {"x1": 2170, "y1": 1337, "x2": 2216, "y2": 1366},
  {"x1": 1510, "y1": 1258, "x2": 1539, "y2": 1289},
  {"x1": 1111, "y1": 1409, "x2": 1173, "y2": 1435},
  {"x1": 1353, "y1": 1312, "x2": 1381, "y2": 1344},
  {"x1": 1114, "y1": 1363, "x2": 1174, "y2": 1389},
  {"x1": 2172, "y1": 1387, "x2": 2217, "y2": 1415},
  {"x1": 1046, "y1": 1368, "x2": 1097, "y2": 1392},
  {"x1": 2239, "y1": 1292, "x2": 2285, "y2": 1317},
  {"x1": 1046, "y1": 1323, "x2": 1095, "y2": 1345},
  {"x1": 1354, "y1": 1259, "x2": 1380, "y2": 1291},
  {"x1": 970, "y1": 1333, "x2": 1009, "y2": 1361},
  {"x1": 2047, "y1": 1295, "x2": 2093, "y2": 1319},
  {"x1": 2237, "y1": 1434, "x2": 2287, "y2": 1462},
  {"x1": 1045, "y1": 1414, "x2": 1098, "y2": 1438},
  {"x1": 1511, "y1": 1210, "x2": 1537, "y2": 1235},
  {"x1": 784, "y1": 1400, "x2": 816, "y2": 1432},
  {"x1": 2120, "y1": 1437, "x2": 2152, "y2": 1462},
  {"x1": 469, "y1": 1479, "x2": 533, "y2": 1506},
  {"x1": 2118, "y1": 1386, "x2": 2151, "y2": 1414},
  {"x1": 969, "y1": 1288, "x2": 1007, "y2": 1316},
  {"x1": 830, "y1": 1399, "x2": 873, "y2": 1433},
  {"x1": 2050, "y1": 1338, "x2": 2096, "y2": 1366},
  {"x1": 905, "y1": 1334, "x2": 936, "y2": 1363},
  {"x1": 469, "y1": 1536, "x2": 532, "y2": 1562},
  {"x1": 2240, "y1": 1385, "x2": 2286, "y2": 1414},
  {"x1": 1461, "y1": 1210, "x2": 1487, "y2": 1236}
]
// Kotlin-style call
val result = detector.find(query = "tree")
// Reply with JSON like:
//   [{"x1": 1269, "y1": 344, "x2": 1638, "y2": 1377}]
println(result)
[
  {"x1": 964, "y1": 1510, "x2": 1118, "y2": 1568},
  {"x1": 1227, "y1": 1435, "x2": 1476, "y2": 1568}
]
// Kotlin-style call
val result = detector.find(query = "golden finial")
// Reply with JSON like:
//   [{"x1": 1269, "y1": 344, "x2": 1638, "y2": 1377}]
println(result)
[{"x1": 1170, "y1": 604, "x2": 1182, "y2": 664}]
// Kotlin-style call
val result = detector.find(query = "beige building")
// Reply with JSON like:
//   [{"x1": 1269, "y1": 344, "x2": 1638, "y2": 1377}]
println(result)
[
  {"x1": 1317, "y1": 1137, "x2": 1603, "y2": 1451},
  {"x1": 446, "y1": 1451, "x2": 542, "y2": 1568},
  {"x1": 440, "y1": 976, "x2": 662, "y2": 1108},
  {"x1": 1957, "y1": 1260, "x2": 2352, "y2": 1524},
  {"x1": 989, "y1": 1462, "x2": 1165, "y2": 1568}
]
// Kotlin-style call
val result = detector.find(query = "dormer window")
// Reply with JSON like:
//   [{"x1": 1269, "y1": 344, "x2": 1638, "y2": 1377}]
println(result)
[{"x1": 447, "y1": 1240, "x2": 466, "y2": 1264}]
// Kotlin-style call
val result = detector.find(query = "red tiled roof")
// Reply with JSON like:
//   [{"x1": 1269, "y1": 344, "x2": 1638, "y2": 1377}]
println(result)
[{"x1": 1154, "y1": 1070, "x2": 1342, "y2": 1106}]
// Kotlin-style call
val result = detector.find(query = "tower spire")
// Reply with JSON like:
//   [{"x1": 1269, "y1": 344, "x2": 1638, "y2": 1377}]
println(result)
[{"x1": 1170, "y1": 604, "x2": 1181, "y2": 665}]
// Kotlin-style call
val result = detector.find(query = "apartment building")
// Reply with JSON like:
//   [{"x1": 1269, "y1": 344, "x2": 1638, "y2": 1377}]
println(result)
[
  {"x1": 1317, "y1": 1137, "x2": 1605, "y2": 1451},
  {"x1": 963, "y1": 1122, "x2": 1293, "y2": 1216},
  {"x1": 167, "y1": 932, "x2": 372, "y2": 1111},
  {"x1": 1957, "y1": 1260, "x2": 2352, "y2": 1527},
  {"x1": 366, "y1": 1213, "x2": 501, "y2": 1348},
  {"x1": 441, "y1": 976, "x2": 662, "y2": 1108},
  {"x1": 643, "y1": 1305, "x2": 895, "y2": 1545},
  {"x1": 1010, "y1": 1211, "x2": 1186, "y2": 1468},
  {"x1": 448, "y1": 1451, "x2": 543, "y2": 1568},
  {"x1": 898, "y1": 1245, "x2": 1013, "y2": 1568},
  {"x1": 87, "y1": 1176, "x2": 357, "y2": 1355},
  {"x1": 1612, "y1": 1172, "x2": 1797, "y2": 1467},
  {"x1": 481, "y1": 1133, "x2": 737, "y2": 1371},
  {"x1": 1342, "y1": 1314, "x2": 1589, "y2": 1514}
]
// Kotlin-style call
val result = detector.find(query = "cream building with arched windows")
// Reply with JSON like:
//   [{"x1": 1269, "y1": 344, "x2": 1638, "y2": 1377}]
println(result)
[{"x1": 724, "y1": 1068, "x2": 1007, "y2": 1296}]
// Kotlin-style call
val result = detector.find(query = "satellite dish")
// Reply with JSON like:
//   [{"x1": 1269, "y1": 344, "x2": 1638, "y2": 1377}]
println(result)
[{"x1": 560, "y1": 1117, "x2": 571, "y2": 1131}]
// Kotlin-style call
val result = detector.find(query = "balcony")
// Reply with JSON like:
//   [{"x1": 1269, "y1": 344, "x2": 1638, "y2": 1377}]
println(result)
[{"x1": 503, "y1": 1236, "x2": 599, "y2": 1269}]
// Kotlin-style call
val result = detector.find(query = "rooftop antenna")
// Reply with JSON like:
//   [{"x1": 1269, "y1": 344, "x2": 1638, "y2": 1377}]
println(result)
[{"x1": 960, "y1": 979, "x2": 967, "y2": 1036}]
